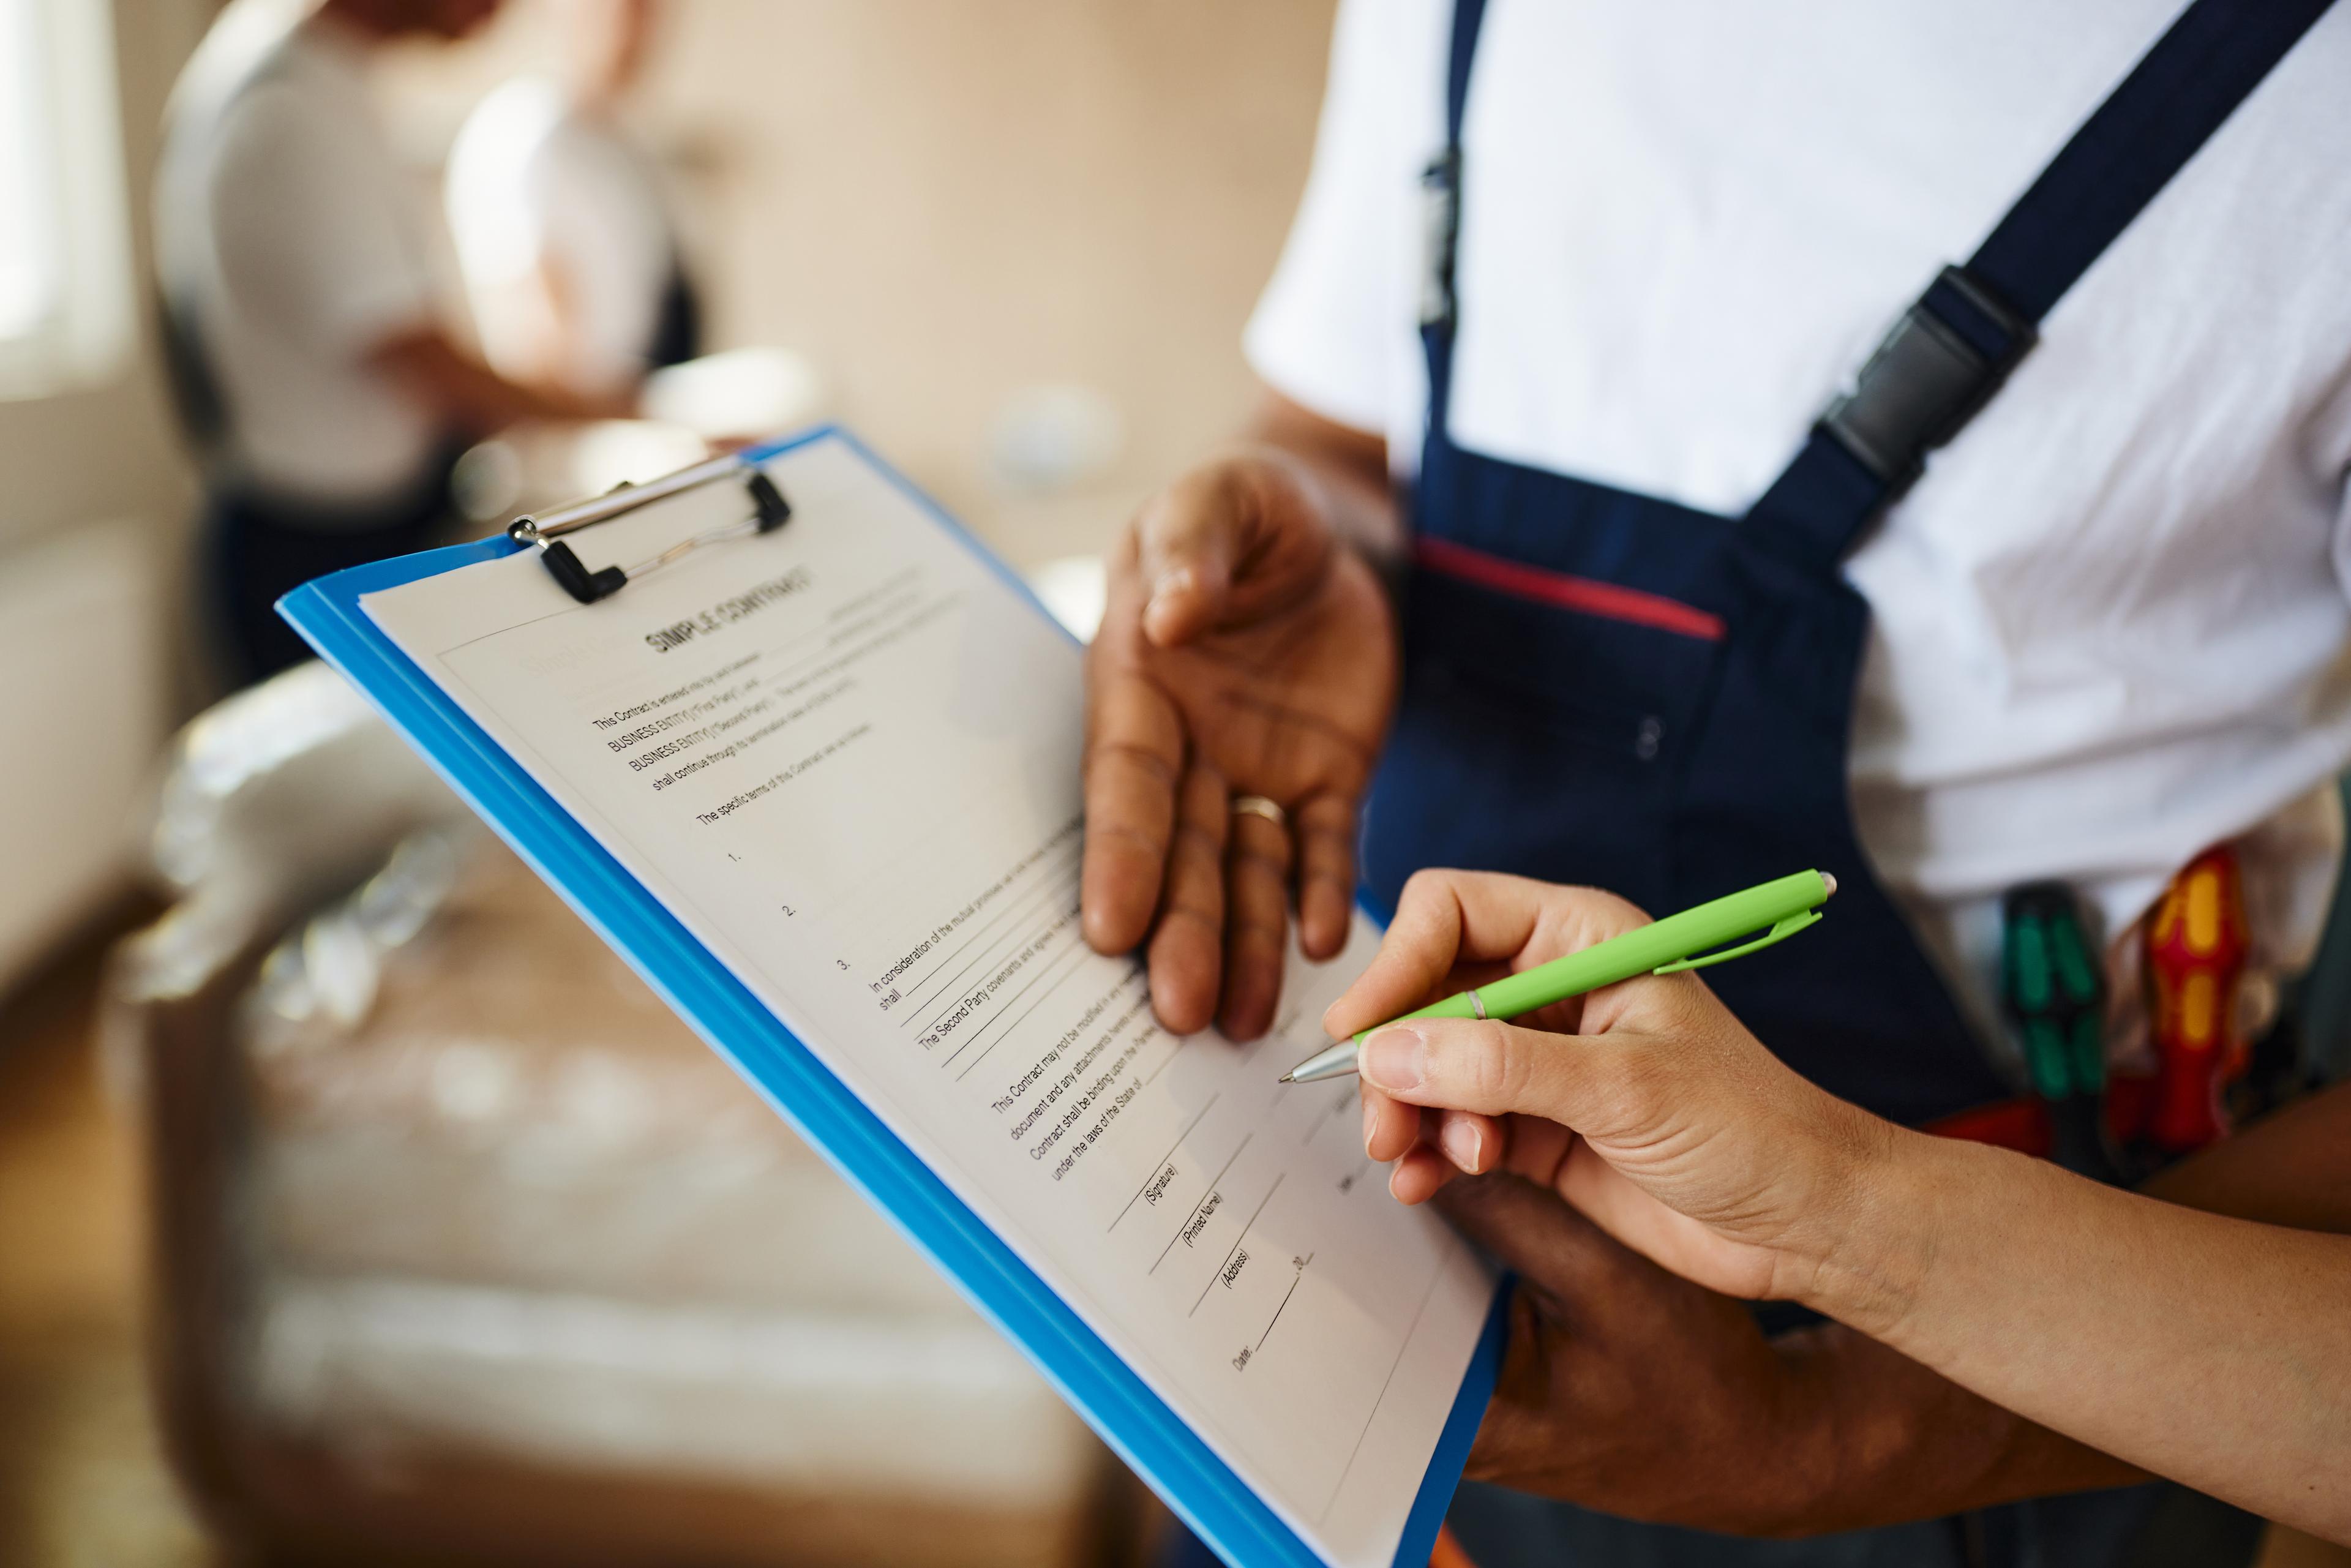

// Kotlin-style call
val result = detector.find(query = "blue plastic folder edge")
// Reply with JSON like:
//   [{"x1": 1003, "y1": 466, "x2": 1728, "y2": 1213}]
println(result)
[{"x1": 276, "y1": 425, "x2": 1505, "y2": 1568}]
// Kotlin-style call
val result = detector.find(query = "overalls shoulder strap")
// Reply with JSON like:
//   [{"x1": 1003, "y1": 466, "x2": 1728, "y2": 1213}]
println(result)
[{"x1": 1424, "y1": 0, "x2": 2336, "y2": 565}]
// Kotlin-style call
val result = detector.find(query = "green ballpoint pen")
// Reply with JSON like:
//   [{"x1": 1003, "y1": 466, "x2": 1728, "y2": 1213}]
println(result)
[{"x1": 1278, "y1": 869, "x2": 1837, "y2": 1084}]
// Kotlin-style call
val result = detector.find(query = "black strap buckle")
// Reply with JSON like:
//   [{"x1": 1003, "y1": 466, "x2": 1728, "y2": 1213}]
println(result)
[
  {"x1": 1419, "y1": 148, "x2": 1461, "y2": 330},
  {"x1": 1818, "y1": 266, "x2": 2037, "y2": 503}
]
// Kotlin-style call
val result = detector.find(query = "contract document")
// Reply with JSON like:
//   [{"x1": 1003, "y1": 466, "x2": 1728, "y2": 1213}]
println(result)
[{"x1": 342, "y1": 432, "x2": 1498, "y2": 1568}]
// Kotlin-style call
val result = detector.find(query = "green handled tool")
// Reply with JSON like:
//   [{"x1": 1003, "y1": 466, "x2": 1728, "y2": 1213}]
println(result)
[
  {"x1": 1279, "y1": 869, "x2": 1837, "y2": 1084},
  {"x1": 2000, "y1": 880, "x2": 2123, "y2": 1182}
]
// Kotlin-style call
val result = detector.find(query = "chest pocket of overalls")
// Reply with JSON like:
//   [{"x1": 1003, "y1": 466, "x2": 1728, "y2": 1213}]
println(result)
[{"x1": 1363, "y1": 525, "x2": 1728, "y2": 917}]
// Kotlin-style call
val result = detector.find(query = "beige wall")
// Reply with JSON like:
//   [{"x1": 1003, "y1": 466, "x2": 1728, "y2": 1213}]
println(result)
[{"x1": 643, "y1": 0, "x2": 1336, "y2": 566}]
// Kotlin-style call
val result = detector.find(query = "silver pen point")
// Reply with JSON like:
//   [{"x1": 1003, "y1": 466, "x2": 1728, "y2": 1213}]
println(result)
[{"x1": 1279, "y1": 1040, "x2": 1362, "y2": 1085}]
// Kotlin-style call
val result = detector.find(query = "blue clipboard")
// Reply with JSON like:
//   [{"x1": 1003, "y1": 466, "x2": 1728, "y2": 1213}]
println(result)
[{"x1": 279, "y1": 424, "x2": 1507, "y2": 1568}]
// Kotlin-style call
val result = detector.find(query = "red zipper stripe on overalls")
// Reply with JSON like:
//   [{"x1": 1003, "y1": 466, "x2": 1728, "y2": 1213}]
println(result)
[{"x1": 1414, "y1": 536, "x2": 1727, "y2": 642}]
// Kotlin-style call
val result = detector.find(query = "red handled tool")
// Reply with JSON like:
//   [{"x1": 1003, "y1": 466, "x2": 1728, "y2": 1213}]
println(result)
[{"x1": 2144, "y1": 846, "x2": 2249, "y2": 1152}]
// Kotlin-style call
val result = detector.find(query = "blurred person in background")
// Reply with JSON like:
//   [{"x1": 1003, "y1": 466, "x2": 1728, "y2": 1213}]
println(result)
[
  {"x1": 444, "y1": 0, "x2": 701, "y2": 404},
  {"x1": 156, "y1": 0, "x2": 631, "y2": 685}
]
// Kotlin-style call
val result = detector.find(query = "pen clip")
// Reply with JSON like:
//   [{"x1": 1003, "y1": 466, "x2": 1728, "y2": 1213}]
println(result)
[{"x1": 1651, "y1": 909, "x2": 1823, "y2": 975}]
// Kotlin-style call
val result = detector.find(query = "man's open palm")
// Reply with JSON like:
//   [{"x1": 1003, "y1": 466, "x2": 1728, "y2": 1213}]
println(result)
[{"x1": 1081, "y1": 451, "x2": 1396, "y2": 1041}]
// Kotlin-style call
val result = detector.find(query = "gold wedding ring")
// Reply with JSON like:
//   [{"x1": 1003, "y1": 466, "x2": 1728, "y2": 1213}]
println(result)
[{"x1": 1230, "y1": 794, "x2": 1287, "y2": 829}]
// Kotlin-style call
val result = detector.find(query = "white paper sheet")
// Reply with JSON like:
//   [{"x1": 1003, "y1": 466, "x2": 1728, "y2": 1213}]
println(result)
[{"x1": 361, "y1": 435, "x2": 1495, "y2": 1568}]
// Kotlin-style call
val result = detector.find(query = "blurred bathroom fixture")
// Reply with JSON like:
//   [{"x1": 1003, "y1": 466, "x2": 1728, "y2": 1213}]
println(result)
[
  {"x1": 1027, "y1": 555, "x2": 1108, "y2": 644},
  {"x1": 451, "y1": 436, "x2": 527, "y2": 525},
  {"x1": 452, "y1": 347, "x2": 830, "y2": 528},
  {"x1": 642, "y1": 345, "x2": 827, "y2": 441},
  {"x1": 454, "y1": 419, "x2": 709, "y2": 530},
  {"x1": 988, "y1": 383, "x2": 1126, "y2": 495},
  {"x1": 566, "y1": 416, "x2": 712, "y2": 498}
]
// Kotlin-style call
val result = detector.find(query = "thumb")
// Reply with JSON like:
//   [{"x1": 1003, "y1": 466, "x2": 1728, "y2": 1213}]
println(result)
[
  {"x1": 1133, "y1": 473, "x2": 1239, "y2": 647},
  {"x1": 1359, "y1": 1015, "x2": 1654, "y2": 1133}
]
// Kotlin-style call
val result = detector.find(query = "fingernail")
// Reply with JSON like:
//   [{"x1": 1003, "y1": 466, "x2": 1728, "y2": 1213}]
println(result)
[
  {"x1": 1360, "y1": 1026, "x2": 1426, "y2": 1093},
  {"x1": 1147, "y1": 566, "x2": 1195, "y2": 613},
  {"x1": 1361, "y1": 1095, "x2": 1379, "y2": 1149},
  {"x1": 1441, "y1": 1117, "x2": 1483, "y2": 1171}
]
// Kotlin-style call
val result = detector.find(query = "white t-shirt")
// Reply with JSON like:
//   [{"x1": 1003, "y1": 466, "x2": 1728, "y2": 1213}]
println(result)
[
  {"x1": 156, "y1": 6, "x2": 441, "y2": 509},
  {"x1": 1247, "y1": 0, "x2": 2351, "y2": 1046},
  {"x1": 444, "y1": 77, "x2": 678, "y2": 397}
]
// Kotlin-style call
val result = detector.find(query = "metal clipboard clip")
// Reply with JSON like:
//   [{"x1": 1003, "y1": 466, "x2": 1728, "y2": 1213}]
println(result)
[{"x1": 506, "y1": 452, "x2": 793, "y2": 604}]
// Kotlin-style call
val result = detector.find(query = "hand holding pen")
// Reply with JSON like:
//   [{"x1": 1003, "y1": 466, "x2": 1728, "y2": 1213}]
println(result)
[
  {"x1": 1316, "y1": 869, "x2": 1873, "y2": 1305},
  {"x1": 1336, "y1": 871, "x2": 2351, "y2": 1544}
]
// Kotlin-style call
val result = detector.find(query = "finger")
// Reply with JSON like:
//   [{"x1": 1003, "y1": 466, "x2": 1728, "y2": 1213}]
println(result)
[
  {"x1": 1492, "y1": 1112, "x2": 1575, "y2": 1187},
  {"x1": 1433, "y1": 1107, "x2": 1504, "y2": 1174},
  {"x1": 1362, "y1": 1082, "x2": 1422, "y2": 1164},
  {"x1": 1293, "y1": 792, "x2": 1357, "y2": 961},
  {"x1": 1079, "y1": 672, "x2": 1184, "y2": 955},
  {"x1": 1132, "y1": 478, "x2": 1238, "y2": 647},
  {"x1": 1356, "y1": 1015, "x2": 1648, "y2": 1128},
  {"x1": 1385, "y1": 1108, "x2": 1498, "y2": 1204},
  {"x1": 1389, "y1": 1143, "x2": 1460, "y2": 1206},
  {"x1": 1143, "y1": 756, "x2": 1228, "y2": 1033},
  {"x1": 1217, "y1": 803, "x2": 1292, "y2": 1040},
  {"x1": 1324, "y1": 871, "x2": 1648, "y2": 1040},
  {"x1": 1322, "y1": 871, "x2": 1534, "y2": 1038}
]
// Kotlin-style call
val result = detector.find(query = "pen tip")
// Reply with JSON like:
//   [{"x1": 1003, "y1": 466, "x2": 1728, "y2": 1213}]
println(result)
[
  {"x1": 1820, "y1": 871, "x2": 1838, "y2": 898},
  {"x1": 1276, "y1": 1071, "x2": 1295, "y2": 1084}
]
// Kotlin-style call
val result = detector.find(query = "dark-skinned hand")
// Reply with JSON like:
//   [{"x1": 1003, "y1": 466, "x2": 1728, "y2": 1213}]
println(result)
[{"x1": 1081, "y1": 446, "x2": 1395, "y2": 1041}]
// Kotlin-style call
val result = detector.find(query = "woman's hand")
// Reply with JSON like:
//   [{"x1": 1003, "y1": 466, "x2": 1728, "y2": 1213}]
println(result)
[
  {"x1": 1325, "y1": 869, "x2": 1894, "y2": 1306},
  {"x1": 1334, "y1": 873, "x2": 2351, "y2": 1544}
]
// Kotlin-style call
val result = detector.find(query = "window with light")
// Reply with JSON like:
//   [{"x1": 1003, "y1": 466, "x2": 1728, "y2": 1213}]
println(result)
[{"x1": 0, "y1": 0, "x2": 132, "y2": 399}]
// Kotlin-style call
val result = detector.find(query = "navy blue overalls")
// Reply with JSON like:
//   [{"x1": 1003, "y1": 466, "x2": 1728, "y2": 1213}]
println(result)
[
  {"x1": 1349, "y1": 1, "x2": 2333, "y2": 1566},
  {"x1": 1365, "y1": 0, "x2": 2333, "y2": 1123}
]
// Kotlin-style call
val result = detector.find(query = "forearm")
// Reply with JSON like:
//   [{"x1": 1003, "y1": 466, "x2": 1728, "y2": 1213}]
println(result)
[
  {"x1": 1240, "y1": 391, "x2": 1405, "y2": 574},
  {"x1": 1761, "y1": 1319, "x2": 2141, "y2": 1536},
  {"x1": 1819, "y1": 1120, "x2": 2351, "y2": 1540},
  {"x1": 370, "y1": 329, "x2": 630, "y2": 437},
  {"x1": 2140, "y1": 1079, "x2": 2351, "y2": 1228},
  {"x1": 1348, "y1": 877, "x2": 2351, "y2": 1537}
]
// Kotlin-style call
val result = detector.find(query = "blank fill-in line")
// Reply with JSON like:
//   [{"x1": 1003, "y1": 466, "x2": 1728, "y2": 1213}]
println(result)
[
  {"x1": 1192, "y1": 1172, "x2": 1286, "y2": 1316},
  {"x1": 1151, "y1": 1134, "x2": 1253, "y2": 1276},
  {"x1": 895, "y1": 847, "x2": 1079, "y2": 1013},
  {"x1": 1107, "y1": 1094, "x2": 1220, "y2": 1233},
  {"x1": 950, "y1": 931, "x2": 1104, "y2": 1081},
  {"x1": 962, "y1": 965, "x2": 1147, "y2": 1089},
  {"x1": 1258, "y1": 1253, "x2": 1314, "y2": 1352},
  {"x1": 895, "y1": 865, "x2": 1070, "y2": 1012},
  {"x1": 1303, "y1": 1082, "x2": 1355, "y2": 1144},
  {"x1": 956, "y1": 956, "x2": 1140, "y2": 1086},
  {"x1": 906, "y1": 883, "x2": 1078, "y2": 1032},
  {"x1": 1138, "y1": 1027, "x2": 1185, "y2": 1086},
  {"x1": 1241, "y1": 1007, "x2": 1305, "y2": 1066},
  {"x1": 918, "y1": 906, "x2": 1078, "y2": 1048},
  {"x1": 1317, "y1": 1259, "x2": 1448, "y2": 1525}
]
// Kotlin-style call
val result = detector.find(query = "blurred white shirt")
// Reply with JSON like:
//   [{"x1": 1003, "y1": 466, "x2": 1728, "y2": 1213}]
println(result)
[
  {"x1": 1247, "y1": 0, "x2": 2351, "y2": 1047},
  {"x1": 444, "y1": 77, "x2": 677, "y2": 397},
  {"x1": 155, "y1": 4, "x2": 442, "y2": 509}
]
